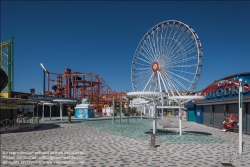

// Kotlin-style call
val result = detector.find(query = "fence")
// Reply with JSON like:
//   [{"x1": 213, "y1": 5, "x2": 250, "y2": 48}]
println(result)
[{"x1": 0, "y1": 117, "x2": 40, "y2": 131}]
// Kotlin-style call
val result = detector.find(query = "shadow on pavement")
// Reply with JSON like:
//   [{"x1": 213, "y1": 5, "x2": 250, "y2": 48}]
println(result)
[
  {"x1": 0, "y1": 124, "x2": 60, "y2": 134},
  {"x1": 183, "y1": 131, "x2": 212, "y2": 136},
  {"x1": 145, "y1": 129, "x2": 212, "y2": 136},
  {"x1": 221, "y1": 163, "x2": 235, "y2": 167},
  {"x1": 44, "y1": 120, "x2": 86, "y2": 124},
  {"x1": 145, "y1": 129, "x2": 179, "y2": 136}
]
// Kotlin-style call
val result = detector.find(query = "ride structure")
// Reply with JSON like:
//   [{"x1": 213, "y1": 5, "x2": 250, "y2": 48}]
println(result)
[
  {"x1": 131, "y1": 20, "x2": 203, "y2": 95},
  {"x1": 41, "y1": 66, "x2": 128, "y2": 112},
  {"x1": 0, "y1": 37, "x2": 14, "y2": 93},
  {"x1": 129, "y1": 20, "x2": 205, "y2": 138}
]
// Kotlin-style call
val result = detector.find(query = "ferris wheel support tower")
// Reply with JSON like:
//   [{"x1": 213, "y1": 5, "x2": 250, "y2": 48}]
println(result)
[{"x1": 0, "y1": 37, "x2": 14, "y2": 94}]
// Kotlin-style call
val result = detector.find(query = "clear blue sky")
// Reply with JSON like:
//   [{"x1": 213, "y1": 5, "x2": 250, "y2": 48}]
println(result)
[{"x1": 1, "y1": 1, "x2": 250, "y2": 94}]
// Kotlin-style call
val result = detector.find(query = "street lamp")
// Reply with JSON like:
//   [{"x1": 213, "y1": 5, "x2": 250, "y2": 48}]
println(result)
[
  {"x1": 39, "y1": 63, "x2": 47, "y2": 99},
  {"x1": 239, "y1": 78, "x2": 243, "y2": 154}
]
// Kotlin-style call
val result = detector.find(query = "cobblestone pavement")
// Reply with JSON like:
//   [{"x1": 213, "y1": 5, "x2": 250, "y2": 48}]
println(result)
[{"x1": 1, "y1": 116, "x2": 250, "y2": 167}]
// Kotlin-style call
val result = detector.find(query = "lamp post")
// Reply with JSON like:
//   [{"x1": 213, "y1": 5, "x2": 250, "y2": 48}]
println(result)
[
  {"x1": 239, "y1": 78, "x2": 243, "y2": 154},
  {"x1": 39, "y1": 63, "x2": 47, "y2": 100}
]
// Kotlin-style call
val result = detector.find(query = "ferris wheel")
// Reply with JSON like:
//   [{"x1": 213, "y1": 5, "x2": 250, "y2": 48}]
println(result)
[{"x1": 131, "y1": 20, "x2": 203, "y2": 96}]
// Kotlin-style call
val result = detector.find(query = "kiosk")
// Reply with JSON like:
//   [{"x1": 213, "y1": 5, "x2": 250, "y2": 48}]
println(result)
[{"x1": 74, "y1": 99, "x2": 94, "y2": 118}]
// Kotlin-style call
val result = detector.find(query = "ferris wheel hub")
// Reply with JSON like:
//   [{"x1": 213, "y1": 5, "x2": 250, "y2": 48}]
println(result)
[{"x1": 152, "y1": 62, "x2": 159, "y2": 72}]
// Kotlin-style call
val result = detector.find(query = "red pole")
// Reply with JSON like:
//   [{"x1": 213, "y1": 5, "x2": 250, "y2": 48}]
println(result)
[
  {"x1": 74, "y1": 72, "x2": 76, "y2": 98},
  {"x1": 90, "y1": 73, "x2": 93, "y2": 103},
  {"x1": 65, "y1": 73, "x2": 69, "y2": 98},
  {"x1": 97, "y1": 75, "x2": 100, "y2": 112}
]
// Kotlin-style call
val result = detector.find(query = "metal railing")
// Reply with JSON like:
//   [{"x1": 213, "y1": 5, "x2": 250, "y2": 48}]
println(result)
[
  {"x1": 0, "y1": 117, "x2": 40, "y2": 131},
  {"x1": 0, "y1": 119, "x2": 19, "y2": 129}
]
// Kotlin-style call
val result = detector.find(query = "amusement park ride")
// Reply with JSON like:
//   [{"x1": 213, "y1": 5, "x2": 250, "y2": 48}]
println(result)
[{"x1": 40, "y1": 64, "x2": 128, "y2": 112}]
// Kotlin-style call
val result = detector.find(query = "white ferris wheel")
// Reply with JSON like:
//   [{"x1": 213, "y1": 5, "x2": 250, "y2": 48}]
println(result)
[{"x1": 131, "y1": 20, "x2": 203, "y2": 96}]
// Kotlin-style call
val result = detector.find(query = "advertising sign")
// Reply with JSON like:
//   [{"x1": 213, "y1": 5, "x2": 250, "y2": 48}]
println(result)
[{"x1": 199, "y1": 74, "x2": 250, "y2": 102}]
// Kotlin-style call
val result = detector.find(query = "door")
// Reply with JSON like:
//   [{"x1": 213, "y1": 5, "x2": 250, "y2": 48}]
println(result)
[
  {"x1": 203, "y1": 106, "x2": 211, "y2": 126},
  {"x1": 228, "y1": 103, "x2": 246, "y2": 132},
  {"x1": 213, "y1": 105, "x2": 225, "y2": 128},
  {"x1": 187, "y1": 108, "x2": 196, "y2": 122}
]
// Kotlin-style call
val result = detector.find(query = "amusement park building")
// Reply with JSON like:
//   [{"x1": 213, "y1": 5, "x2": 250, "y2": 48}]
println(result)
[{"x1": 188, "y1": 72, "x2": 250, "y2": 134}]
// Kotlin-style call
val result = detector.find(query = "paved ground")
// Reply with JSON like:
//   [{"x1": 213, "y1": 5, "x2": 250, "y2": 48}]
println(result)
[{"x1": 1, "y1": 116, "x2": 250, "y2": 167}]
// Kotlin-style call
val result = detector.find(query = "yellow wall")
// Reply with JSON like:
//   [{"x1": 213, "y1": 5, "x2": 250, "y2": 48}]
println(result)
[{"x1": 0, "y1": 92, "x2": 9, "y2": 98}]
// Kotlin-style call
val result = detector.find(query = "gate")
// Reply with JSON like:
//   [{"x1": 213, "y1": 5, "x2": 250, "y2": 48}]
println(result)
[
  {"x1": 203, "y1": 106, "x2": 212, "y2": 126},
  {"x1": 213, "y1": 105, "x2": 225, "y2": 128}
]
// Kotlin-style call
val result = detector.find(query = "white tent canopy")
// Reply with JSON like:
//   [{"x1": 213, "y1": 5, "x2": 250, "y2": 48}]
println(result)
[
  {"x1": 40, "y1": 102, "x2": 57, "y2": 121},
  {"x1": 168, "y1": 95, "x2": 204, "y2": 135}
]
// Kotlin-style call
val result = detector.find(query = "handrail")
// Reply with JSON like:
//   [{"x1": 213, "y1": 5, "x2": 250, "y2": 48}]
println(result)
[
  {"x1": 0, "y1": 117, "x2": 40, "y2": 131},
  {"x1": 0, "y1": 119, "x2": 19, "y2": 129}
]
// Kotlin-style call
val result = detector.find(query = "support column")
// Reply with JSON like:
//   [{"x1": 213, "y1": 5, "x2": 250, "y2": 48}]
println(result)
[
  {"x1": 42, "y1": 103, "x2": 44, "y2": 122},
  {"x1": 153, "y1": 101, "x2": 157, "y2": 135},
  {"x1": 37, "y1": 103, "x2": 38, "y2": 117},
  {"x1": 33, "y1": 102, "x2": 34, "y2": 118},
  {"x1": 120, "y1": 95, "x2": 122, "y2": 124},
  {"x1": 60, "y1": 102, "x2": 62, "y2": 121},
  {"x1": 32, "y1": 102, "x2": 34, "y2": 126},
  {"x1": 43, "y1": 70, "x2": 45, "y2": 99},
  {"x1": 112, "y1": 98, "x2": 114, "y2": 124},
  {"x1": 239, "y1": 78, "x2": 243, "y2": 154},
  {"x1": 179, "y1": 102, "x2": 182, "y2": 136},
  {"x1": 162, "y1": 108, "x2": 163, "y2": 120},
  {"x1": 143, "y1": 104, "x2": 146, "y2": 115},
  {"x1": 155, "y1": 104, "x2": 157, "y2": 133},
  {"x1": 140, "y1": 109, "x2": 142, "y2": 119},
  {"x1": 127, "y1": 108, "x2": 129, "y2": 124},
  {"x1": 50, "y1": 105, "x2": 52, "y2": 120},
  {"x1": 151, "y1": 106, "x2": 154, "y2": 117}
]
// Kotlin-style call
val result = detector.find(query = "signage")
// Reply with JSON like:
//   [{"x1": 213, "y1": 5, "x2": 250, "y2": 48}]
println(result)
[{"x1": 200, "y1": 76, "x2": 250, "y2": 101}]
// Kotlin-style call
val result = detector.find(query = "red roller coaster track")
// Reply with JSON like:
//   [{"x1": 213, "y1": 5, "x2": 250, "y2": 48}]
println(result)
[{"x1": 44, "y1": 68, "x2": 128, "y2": 112}]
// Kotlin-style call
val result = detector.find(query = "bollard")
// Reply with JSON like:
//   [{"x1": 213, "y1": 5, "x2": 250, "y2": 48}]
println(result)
[{"x1": 151, "y1": 134, "x2": 156, "y2": 148}]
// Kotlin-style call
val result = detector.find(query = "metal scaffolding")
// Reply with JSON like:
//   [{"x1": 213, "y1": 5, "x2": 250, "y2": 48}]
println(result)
[
  {"x1": 0, "y1": 37, "x2": 14, "y2": 92},
  {"x1": 43, "y1": 67, "x2": 127, "y2": 112}
]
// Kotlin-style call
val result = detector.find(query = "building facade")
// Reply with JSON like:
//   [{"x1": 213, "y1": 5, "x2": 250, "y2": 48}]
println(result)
[{"x1": 194, "y1": 72, "x2": 250, "y2": 133}]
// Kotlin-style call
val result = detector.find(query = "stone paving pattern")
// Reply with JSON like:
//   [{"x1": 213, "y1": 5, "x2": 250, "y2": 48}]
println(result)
[{"x1": 1, "y1": 116, "x2": 250, "y2": 167}]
